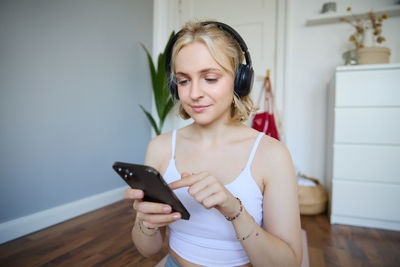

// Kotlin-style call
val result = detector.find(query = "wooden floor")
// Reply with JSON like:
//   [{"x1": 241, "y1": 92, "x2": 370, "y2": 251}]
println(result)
[{"x1": 1, "y1": 200, "x2": 399, "y2": 267}]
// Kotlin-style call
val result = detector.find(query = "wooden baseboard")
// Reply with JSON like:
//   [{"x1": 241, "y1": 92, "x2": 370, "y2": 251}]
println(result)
[{"x1": 0, "y1": 186, "x2": 127, "y2": 244}]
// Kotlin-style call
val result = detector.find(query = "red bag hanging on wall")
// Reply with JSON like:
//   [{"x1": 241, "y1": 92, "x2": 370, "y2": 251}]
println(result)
[{"x1": 252, "y1": 73, "x2": 280, "y2": 140}]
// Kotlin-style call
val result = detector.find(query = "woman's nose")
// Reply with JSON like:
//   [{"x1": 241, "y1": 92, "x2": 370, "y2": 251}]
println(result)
[{"x1": 189, "y1": 79, "x2": 204, "y2": 99}]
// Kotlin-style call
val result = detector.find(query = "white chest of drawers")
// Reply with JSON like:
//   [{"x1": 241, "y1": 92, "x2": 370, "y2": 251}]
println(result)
[{"x1": 326, "y1": 63, "x2": 400, "y2": 231}]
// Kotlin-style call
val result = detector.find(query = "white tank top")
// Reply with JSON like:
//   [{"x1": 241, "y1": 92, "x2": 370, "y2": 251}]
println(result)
[{"x1": 163, "y1": 130, "x2": 264, "y2": 267}]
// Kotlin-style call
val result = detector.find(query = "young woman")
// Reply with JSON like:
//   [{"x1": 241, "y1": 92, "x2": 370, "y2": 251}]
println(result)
[{"x1": 124, "y1": 21, "x2": 302, "y2": 267}]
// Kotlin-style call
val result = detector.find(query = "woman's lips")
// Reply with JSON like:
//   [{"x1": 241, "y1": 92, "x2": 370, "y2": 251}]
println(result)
[{"x1": 191, "y1": 105, "x2": 211, "y2": 113}]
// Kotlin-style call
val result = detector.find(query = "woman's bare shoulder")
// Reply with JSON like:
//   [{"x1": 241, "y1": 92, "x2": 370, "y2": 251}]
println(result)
[
  {"x1": 147, "y1": 131, "x2": 173, "y2": 150},
  {"x1": 144, "y1": 131, "x2": 173, "y2": 171},
  {"x1": 255, "y1": 135, "x2": 295, "y2": 180},
  {"x1": 259, "y1": 135, "x2": 290, "y2": 159}
]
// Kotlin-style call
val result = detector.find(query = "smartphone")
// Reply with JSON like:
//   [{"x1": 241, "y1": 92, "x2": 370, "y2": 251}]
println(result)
[{"x1": 113, "y1": 161, "x2": 190, "y2": 220}]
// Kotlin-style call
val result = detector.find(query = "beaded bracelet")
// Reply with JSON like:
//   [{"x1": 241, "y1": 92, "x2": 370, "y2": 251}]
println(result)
[
  {"x1": 225, "y1": 197, "x2": 243, "y2": 221},
  {"x1": 138, "y1": 219, "x2": 159, "y2": 237}
]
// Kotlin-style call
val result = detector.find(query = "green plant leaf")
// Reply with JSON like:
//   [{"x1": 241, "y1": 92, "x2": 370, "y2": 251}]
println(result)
[
  {"x1": 161, "y1": 97, "x2": 174, "y2": 122},
  {"x1": 164, "y1": 31, "x2": 176, "y2": 55},
  {"x1": 139, "y1": 105, "x2": 160, "y2": 135},
  {"x1": 139, "y1": 31, "x2": 176, "y2": 136},
  {"x1": 141, "y1": 44, "x2": 157, "y2": 98},
  {"x1": 162, "y1": 31, "x2": 176, "y2": 96},
  {"x1": 159, "y1": 98, "x2": 175, "y2": 131},
  {"x1": 155, "y1": 52, "x2": 167, "y2": 120},
  {"x1": 157, "y1": 32, "x2": 176, "y2": 120}
]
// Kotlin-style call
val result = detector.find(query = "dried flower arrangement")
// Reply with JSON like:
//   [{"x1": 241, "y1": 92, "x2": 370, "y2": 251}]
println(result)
[{"x1": 340, "y1": 7, "x2": 388, "y2": 49}]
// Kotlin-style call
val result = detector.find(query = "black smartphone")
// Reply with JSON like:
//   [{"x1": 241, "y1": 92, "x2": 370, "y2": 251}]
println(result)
[{"x1": 113, "y1": 161, "x2": 190, "y2": 220}]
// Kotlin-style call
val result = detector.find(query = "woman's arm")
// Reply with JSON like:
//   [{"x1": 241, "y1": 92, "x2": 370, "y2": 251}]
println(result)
[
  {"x1": 125, "y1": 133, "x2": 181, "y2": 257},
  {"x1": 130, "y1": 200, "x2": 167, "y2": 257},
  {"x1": 233, "y1": 139, "x2": 302, "y2": 266}
]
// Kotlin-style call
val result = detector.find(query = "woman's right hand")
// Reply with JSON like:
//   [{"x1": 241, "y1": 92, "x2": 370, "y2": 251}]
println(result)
[{"x1": 123, "y1": 188, "x2": 181, "y2": 229}]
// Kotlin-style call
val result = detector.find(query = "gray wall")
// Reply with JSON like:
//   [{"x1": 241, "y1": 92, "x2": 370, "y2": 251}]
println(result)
[{"x1": 0, "y1": 0, "x2": 153, "y2": 223}]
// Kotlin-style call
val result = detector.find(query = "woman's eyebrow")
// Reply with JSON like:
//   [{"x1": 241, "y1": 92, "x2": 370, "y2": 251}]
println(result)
[
  {"x1": 199, "y1": 68, "x2": 222, "y2": 74},
  {"x1": 176, "y1": 68, "x2": 222, "y2": 76},
  {"x1": 175, "y1": 72, "x2": 189, "y2": 77}
]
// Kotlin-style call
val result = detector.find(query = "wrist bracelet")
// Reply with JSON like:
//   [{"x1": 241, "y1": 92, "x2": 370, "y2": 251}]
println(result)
[
  {"x1": 225, "y1": 197, "x2": 243, "y2": 221},
  {"x1": 138, "y1": 219, "x2": 159, "y2": 237},
  {"x1": 237, "y1": 225, "x2": 260, "y2": 241}
]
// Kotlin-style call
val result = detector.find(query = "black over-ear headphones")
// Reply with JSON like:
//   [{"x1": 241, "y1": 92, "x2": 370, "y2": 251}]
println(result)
[{"x1": 165, "y1": 21, "x2": 254, "y2": 100}]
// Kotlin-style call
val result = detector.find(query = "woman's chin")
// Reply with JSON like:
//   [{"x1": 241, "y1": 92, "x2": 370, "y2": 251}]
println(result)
[
  {"x1": 192, "y1": 117, "x2": 212, "y2": 126},
  {"x1": 191, "y1": 114, "x2": 231, "y2": 126}
]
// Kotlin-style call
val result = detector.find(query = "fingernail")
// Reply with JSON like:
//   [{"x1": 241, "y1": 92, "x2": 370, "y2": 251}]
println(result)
[
  {"x1": 163, "y1": 206, "x2": 171, "y2": 213},
  {"x1": 135, "y1": 191, "x2": 143, "y2": 198},
  {"x1": 173, "y1": 213, "x2": 180, "y2": 219}
]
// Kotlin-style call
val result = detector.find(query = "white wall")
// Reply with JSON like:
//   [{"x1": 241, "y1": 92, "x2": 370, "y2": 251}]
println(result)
[
  {"x1": 285, "y1": 0, "x2": 400, "y2": 185},
  {"x1": 0, "y1": 0, "x2": 153, "y2": 225}
]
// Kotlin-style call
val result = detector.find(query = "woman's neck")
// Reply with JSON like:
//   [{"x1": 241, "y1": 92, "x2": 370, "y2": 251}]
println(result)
[{"x1": 187, "y1": 121, "x2": 245, "y2": 147}]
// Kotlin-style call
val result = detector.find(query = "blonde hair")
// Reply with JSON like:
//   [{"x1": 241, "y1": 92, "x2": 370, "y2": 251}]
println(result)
[{"x1": 170, "y1": 21, "x2": 255, "y2": 122}]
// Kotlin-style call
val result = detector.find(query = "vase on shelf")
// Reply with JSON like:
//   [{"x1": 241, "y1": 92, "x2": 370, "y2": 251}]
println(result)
[
  {"x1": 362, "y1": 28, "x2": 375, "y2": 47},
  {"x1": 356, "y1": 28, "x2": 391, "y2": 65}
]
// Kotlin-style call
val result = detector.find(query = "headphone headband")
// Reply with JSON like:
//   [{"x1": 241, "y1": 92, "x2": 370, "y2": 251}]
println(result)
[{"x1": 200, "y1": 21, "x2": 252, "y2": 66}]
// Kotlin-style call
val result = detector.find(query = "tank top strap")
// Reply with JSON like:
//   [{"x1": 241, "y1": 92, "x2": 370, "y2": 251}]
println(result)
[
  {"x1": 171, "y1": 129, "x2": 177, "y2": 159},
  {"x1": 245, "y1": 132, "x2": 264, "y2": 169}
]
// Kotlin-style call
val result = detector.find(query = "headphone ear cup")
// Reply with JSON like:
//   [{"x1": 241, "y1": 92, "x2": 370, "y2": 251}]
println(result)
[
  {"x1": 245, "y1": 65, "x2": 254, "y2": 96},
  {"x1": 234, "y1": 64, "x2": 254, "y2": 97}
]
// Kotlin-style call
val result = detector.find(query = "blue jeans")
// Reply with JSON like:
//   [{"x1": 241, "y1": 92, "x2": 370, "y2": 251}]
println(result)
[{"x1": 165, "y1": 254, "x2": 181, "y2": 267}]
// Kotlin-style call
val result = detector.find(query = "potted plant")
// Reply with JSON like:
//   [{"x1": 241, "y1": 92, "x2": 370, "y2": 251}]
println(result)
[
  {"x1": 140, "y1": 32, "x2": 175, "y2": 135},
  {"x1": 341, "y1": 7, "x2": 390, "y2": 65}
]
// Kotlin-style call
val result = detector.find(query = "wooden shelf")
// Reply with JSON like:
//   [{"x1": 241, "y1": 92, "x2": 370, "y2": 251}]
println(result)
[{"x1": 306, "y1": 5, "x2": 400, "y2": 26}]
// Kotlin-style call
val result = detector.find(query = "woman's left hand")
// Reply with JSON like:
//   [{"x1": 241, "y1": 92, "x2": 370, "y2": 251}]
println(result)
[{"x1": 169, "y1": 172, "x2": 240, "y2": 218}]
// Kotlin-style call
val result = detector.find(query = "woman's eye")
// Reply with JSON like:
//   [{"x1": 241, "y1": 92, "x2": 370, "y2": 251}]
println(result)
[
  {"x1": 178, "y1": 79, "x2": 189, "y2": 86},
  {"x1": 205, "y1": 78, "x2": 218, "y2": 83}
]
